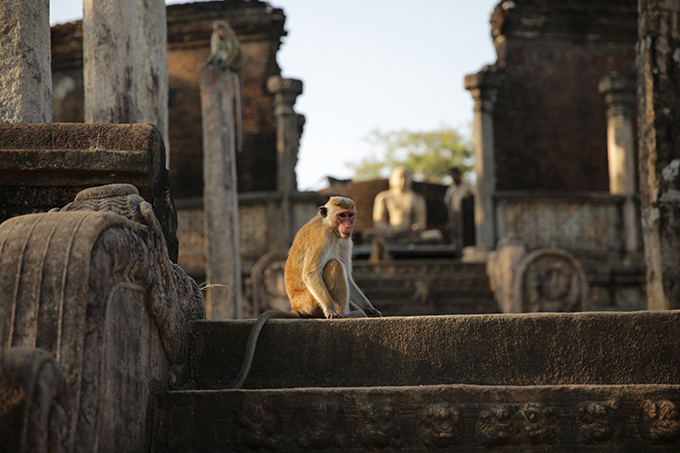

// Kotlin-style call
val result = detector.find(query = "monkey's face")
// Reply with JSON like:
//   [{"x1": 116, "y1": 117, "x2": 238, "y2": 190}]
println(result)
[{"x1": 335, "y1": 209, "x2": 356, "y2": 239}]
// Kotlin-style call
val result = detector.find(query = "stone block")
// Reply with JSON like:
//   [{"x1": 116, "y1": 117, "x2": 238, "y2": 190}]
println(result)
[
  {"x1": 0, "y1": 184, "x2": 204, "y2": 452},
  {"x1": 0, "y1": 347, "x2": 70, "y2": 453},
  {"x1": 154, "y1": 384, "x2": 680, "y2": 452},
  {"x1": 0, "y1": 122, "x2": 178, "y2": 261},
  {"x1": 188, "y1": 310, "x2": 680, "y2": 390}
]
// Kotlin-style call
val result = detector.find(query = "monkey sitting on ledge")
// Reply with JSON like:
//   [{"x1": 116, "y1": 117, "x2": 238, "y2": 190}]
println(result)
[{"x1": 230, "y1": 196, "x2": 382, "y2": 388}]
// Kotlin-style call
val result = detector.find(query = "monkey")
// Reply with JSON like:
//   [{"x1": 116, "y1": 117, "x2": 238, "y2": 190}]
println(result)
[
  {"x1": 229, "y1": 197, "x2": 382, "y2": 389},
  {"x1": 285, "y1": 196, "x2": 382, "y2": 319},
  {"x1": 208, "y1": 20, "x2": 243, "y2": 152}
]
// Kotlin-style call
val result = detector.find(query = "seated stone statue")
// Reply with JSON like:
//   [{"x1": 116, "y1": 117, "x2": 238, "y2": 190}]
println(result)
[
  {"x1": 367, "y1": 167, "x2": 442, "y2": 248},
  {"x1": 373, "y1": 166, "x2": 427, "y2": 234}
]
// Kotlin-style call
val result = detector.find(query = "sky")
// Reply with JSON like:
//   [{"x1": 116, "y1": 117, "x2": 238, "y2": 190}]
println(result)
[{"x1": 49, "y1": 0, "x2": 499, "y2": 191}]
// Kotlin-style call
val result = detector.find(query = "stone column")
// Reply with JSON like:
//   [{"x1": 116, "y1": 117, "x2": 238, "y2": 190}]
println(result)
[
  {"x1": 638, "y1": 0, "x2": 680, "y2": 309},
  {"x1": 598, "y1": 74, "x2": 639, "y2": 253},
  {"x1": 136, "y1": 0, "x2": 170, "y2": 168},
  {"x1": 83, "y1": 0, "x2": 138, "y2": 124},
  {"x1": 83, "y1": 0, "x2": 169, "y2": 167},
  {"x1": 0, "y1": 0, "x2": 52, "y2": 122},
  {"x1": 200, "y1": 62, "x2": 242, "y2": 319},
  {"x1": 465, "y1": 66, "x2": 500, "y2": 254},
  {"x1": 267, "y1": 76, "x2": 304, "y2": 246}
]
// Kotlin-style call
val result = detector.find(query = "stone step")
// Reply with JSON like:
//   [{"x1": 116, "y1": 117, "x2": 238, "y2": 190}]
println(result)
[
  {"x1": 352, "y1": 260, "x2": 497, "y2": 315},
  {"x1": 186, "y1": 310, "x2": 680, "y2": 390},
  {"x1": 152, "y1": 383, "x2": 680, "y2": 452}
]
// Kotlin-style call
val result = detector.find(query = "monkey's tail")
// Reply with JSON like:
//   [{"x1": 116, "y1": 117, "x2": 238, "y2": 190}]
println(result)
[{"x1": 230, "y1": 310, "x2": 298, "y2": 389}]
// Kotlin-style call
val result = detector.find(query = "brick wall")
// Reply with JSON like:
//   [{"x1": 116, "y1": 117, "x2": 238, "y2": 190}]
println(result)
[
  {"x1": 166, "y1": 1, "x2": 285, "y2": 197},
  {"x1": 490, "y1": 0, "x2": 638, "y2": 192}
]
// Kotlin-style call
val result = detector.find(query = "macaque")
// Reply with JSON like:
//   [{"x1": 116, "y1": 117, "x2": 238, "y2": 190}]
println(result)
[
  {"x1": 208, "y1": 20, "x2": 243, "y2": 152},
  {"x1": 229, "y1": 197, "x2": 381, "y2": 389}
]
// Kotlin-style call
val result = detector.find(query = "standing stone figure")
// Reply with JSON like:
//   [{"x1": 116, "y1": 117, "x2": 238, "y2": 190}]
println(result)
[{"x1": 444, "y1": 167, "x2": 475, "y2": 250}]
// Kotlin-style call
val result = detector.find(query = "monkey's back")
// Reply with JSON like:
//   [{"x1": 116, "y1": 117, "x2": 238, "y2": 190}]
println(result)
[{"x1": 284, "y1": 215, "x2": 328, "y2": 316}]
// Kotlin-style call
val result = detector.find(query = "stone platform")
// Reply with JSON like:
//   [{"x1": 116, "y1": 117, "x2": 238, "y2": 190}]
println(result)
[
  {"x1": 152, "y1": 311, "x2": 680, "y2": 452},
  {"x1": 188, "y1": 311, "x2": 680, "y2": 389}
]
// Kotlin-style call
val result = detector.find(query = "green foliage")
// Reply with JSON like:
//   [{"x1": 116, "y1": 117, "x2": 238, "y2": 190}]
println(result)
[{"x1": 349, "y1": 126, "x2": 473, "y2": 184}]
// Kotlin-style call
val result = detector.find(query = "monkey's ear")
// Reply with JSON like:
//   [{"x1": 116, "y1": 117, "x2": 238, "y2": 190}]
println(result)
[{"x1": 318, "y1": 206, "x2": 328, "y2": 218}]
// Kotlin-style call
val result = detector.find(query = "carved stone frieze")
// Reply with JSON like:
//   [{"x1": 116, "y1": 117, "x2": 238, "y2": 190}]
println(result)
[
  {"x1": 514, "y1": 246, "x2": 588, "y2": 312},
  {"x1": 155, "y1": 386, "x2": 680, "y2": 451}
]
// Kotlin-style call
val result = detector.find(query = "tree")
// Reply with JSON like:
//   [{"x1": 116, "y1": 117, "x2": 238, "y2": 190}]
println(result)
[{"x1": 348, "y1": 126, "x2": 473, "y2": 184}]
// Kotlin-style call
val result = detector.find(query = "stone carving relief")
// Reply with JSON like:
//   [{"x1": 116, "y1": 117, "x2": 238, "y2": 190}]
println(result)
[
  {"x1": 250, "y1": 251, "x2": 291, "y2": 314},
  {"x1": 0, "y1": 348, "x2": 71, "y2": 453},
  {"x1": 475, "y1": 402, "x2": 558, "y2": 447},
  {"x1": 574, "y1": 400, "x2": 621, "y2": 444},
  {"x1": 641, "y1": 399, "x2": 680, "y2": 443},
  {"x1": 0, "y1": 183, "x2": 205, "y2": 452},
  {"x1": 53, "y1": 183, "x2": 205, "y2": 365},
  {"x1": 475, "y1": 404, "x2": 519, "y2": 447},
  {"x1": 356, "y1": 399, "x2": 403, "y2": 449},
  {"x1": 514, "y1": 246, "x2": 588, "y2": 312},
  {"x1": 486, "y1": 236, "x2": 528, "y2": 313},
  {"x1": 417, "y1": 402, "x2": 463, "y2": 449},
  {"x1": 234, "y1": 404, "x2": 281, "y2": 450},
  {"x1": 293, "y1": 401, "x2": 347, "y2": 449}
]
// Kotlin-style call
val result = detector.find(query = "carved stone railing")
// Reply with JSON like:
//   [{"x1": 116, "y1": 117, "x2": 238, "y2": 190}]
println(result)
[
  {"x1": 0, "y1": 184, "x2": 204, "y2": 452},
  {"x1": 494, "y1": 191, "x2": 641, "y2": 253}
]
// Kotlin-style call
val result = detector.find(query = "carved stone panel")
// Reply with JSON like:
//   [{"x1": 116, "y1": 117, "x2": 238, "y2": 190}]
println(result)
[
  {"x1": 0, "y1": 183, "x2": 204, "y2": 452},
  {"x1": 514, "y1": 247, "x2": 588, "y2": 312}
]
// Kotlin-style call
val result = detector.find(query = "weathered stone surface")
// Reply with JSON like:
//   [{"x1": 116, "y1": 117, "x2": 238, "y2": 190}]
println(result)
[
  {"x1": 487, "y1": 237, "x2": 528, "y2": 313},
  {"x1": 0, "y1": 185, "x2": 204, "y2": 452},
  {"x1": 352, "y1": 260, "x2": 497, "y2": 316},
  {"x1": 200, "y1": 61, "x2": 242, "y2": 319},
  {"x1": 136, "y1": 0, "x2": 170, "y2": 166},
  {"x1": 0, "y1": 122, "x2": 178, "y2": 261},
  {"x1": 189, "y1": 310, "x2": 680, "y2": 390},
  {"x1": 0, "y1": 347, "x2": 70, "y2": 453},
  {"x1": 0, "y1": 0, "x2": 52, "y2": 122},
  {"x1": 153, "y1": 384, "x2": 680, "y2": 452},
  {"x1": 638, "y1": 0, "x2": 680, "y2": 309},
  {"x1": 513, "y1": 247, "x2": 588, "y2": 312},
  {"x1": 83, "y1": 0, "x2": 137, "y2": 124}
]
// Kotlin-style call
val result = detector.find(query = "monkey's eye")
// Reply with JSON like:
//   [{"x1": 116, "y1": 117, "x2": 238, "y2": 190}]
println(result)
[{"x1": 339, "y1": 213, "x2": 347, "y2": 218}]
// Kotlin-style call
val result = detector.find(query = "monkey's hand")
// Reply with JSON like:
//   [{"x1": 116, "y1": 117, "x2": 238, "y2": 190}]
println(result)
[
  {"x1": 364, "y1": 307, "x2": 382, "y2": 317},
  {"x1": 327, "y1": 313, "x2": 342, "y2": 319}
]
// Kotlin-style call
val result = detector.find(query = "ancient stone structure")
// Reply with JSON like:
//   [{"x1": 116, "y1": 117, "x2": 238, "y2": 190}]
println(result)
[
  {"x1": 637, "y1": 0, "x2": 680, "y2": 309},
  {"x1": 0, "y1": 182, "x2": 204, "y2": 452},
  {"x1": 0, "y1": 122, "x2": 178, "y2": 262},
  {"x1": 153, "y1": 310, "x2": 680, "y2": 451},
  {"x1": 50, "y1": 1, "x2": 323, "y2": 295},
  {"x1": 470, "y1": 0, "x2": 646, "y2": 310},
  {"x1": 464, "y1": 66, "x2": 500, "y2": 253},
  {"x1": 200, "y1": 57, "x2": 243, "y2": 319},
  {"x1": 599, "y1": 73, "x2": 639, "y2": 253},
  {"x1": 0, "y1": 347, "x2": 70, "y2": 452},
  {"x1": 0, "y1": 0, "x2": 52, "y2": 122},
  {"x1": 83, "y1": 0, "x2": 169, "y2": 163},
  {"x1": 268, "y1": 76, "x2": 305, "y2": 246}
]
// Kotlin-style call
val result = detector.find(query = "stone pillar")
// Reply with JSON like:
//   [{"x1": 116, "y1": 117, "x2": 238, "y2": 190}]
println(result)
[
  {"x1": 200, "y1": 62, "x2": 242, "y2": 319},
  {"x1": 83, "y1": 0, "x2": 138, "y2": 124},
  {"x1": 465, "y1": 66, "x2": 500, "y2": 254},
  {"x1": 267, "y1": 76, "x2": 304, "y2": 246},
  {"x1": 136, "y1": 0, "x2": 170, "y2": 168},
  {"x1": 598, "y1": 74, "x2": 639, "y2": 253},
  {"x1": 638, "y1": 0, "x2": 680, "y2": 309},
  {"x1": 83, "y1": 0, "x2": 169, "y2": 167},
  {"x1": 0, "y1": 0, "x2": 52, "y2": 122}
]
